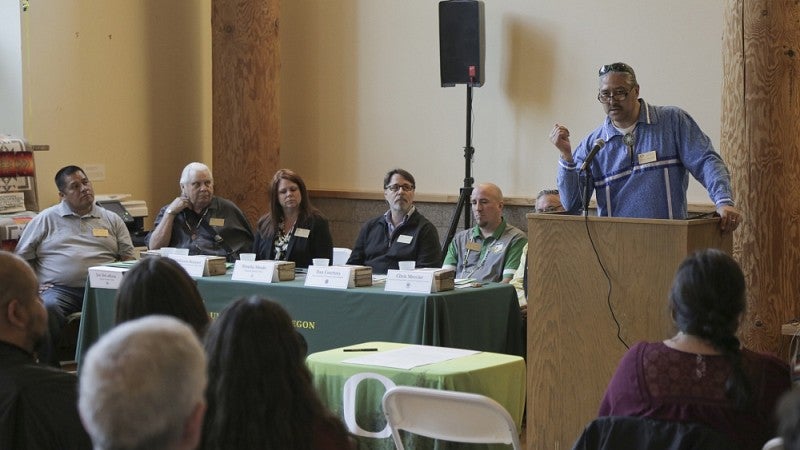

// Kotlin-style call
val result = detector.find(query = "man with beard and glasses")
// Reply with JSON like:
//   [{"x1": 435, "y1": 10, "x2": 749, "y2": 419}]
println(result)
[
  {"x1": 549, "y1": 62, "x2": 741, "y2": 233},
  {"x1": 346, "y1": 168, "x2": 441, "y2": 274},
  {"x1": 147, "y1": 162, "x2": 254, "y2": 262},
  {"x1": 15, "y1": 165, "x2": 134, "y2": 366},
  {"x1": 0, "y1": 251, "x2": 92, "y2": 449},
  {"x1": 443, "y1": 182, "x2": 527, "y2": 283}
]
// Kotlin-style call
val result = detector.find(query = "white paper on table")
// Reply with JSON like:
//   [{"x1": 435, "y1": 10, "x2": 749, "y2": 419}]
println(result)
[{"x1": 343, "y1": 345, "x2": 479, "y2": 370}]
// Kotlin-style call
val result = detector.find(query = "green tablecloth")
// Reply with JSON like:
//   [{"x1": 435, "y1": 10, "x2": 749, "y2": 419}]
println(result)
[
  {"x1": 76, "y1": 274, "x2": 523, "y2": 366},
  {"x1": 307, "y1": 341, "x2": 526, "y2": 450}
]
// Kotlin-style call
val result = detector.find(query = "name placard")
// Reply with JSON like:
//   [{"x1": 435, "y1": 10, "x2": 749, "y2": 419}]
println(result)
[
  {"x1": 231, "y1": 260, "x2": 277, "y2": 283},
  {"x1": 167, "y1": 254, "x2": 208, "y2": 277},
  {"x1": 384, "y1": 269, "x2": 435, "y2": 294},
  {"x1": 304, "y1": 265, "x2": 353, "y2": 289},
  {"x1": 88, "y1": 266, "x2": 129, "y2": 289}
]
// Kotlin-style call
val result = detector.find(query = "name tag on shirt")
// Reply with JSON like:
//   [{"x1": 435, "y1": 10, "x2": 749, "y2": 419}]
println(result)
[
  {"x1": 209, "y1": 218, "x2": 225, "y2": 227},
  {"x1": 295, "y1": 228, "x2": 310, "y2": 238},
  {"x1": 466, "y1": 241, "x2": 482, "y2": 252},
  {"x1": 638, "y1": 151, "x2": 657, "y2": 164},
  {"x1": 92, "y1": 228, "x2": 109, "y2": 237},
  {"x1": 397, "y1": 234, "x2": 413, "y2": 244}
]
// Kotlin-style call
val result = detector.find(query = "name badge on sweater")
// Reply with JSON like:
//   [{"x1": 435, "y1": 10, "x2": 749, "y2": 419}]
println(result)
[
  {"x1": 466, "y1": 241, "x2": 482, "y2": 252},
  {"x1": 295, "y1": 228, "x2": 310, "y2": 238},
  {"x1": 638, "y1": 151, "x2": 657, "y2": 164},
  {"x1": 92, "y1": 228, "x2": 109, "y2": 237},
  {"x1": 209, "y1": 218, "x2": 225, "y2": 227},
  {"x1": 397, "y1": 234, "x2": 413, "y2": 244}
]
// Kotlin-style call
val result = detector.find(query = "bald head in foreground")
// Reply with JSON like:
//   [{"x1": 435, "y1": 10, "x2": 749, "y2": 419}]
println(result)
[
  {"x1": 0, "y1": 250, "x2": 91, "y2": 448},
  {"x1": 79, "y1": 316, "x2": 207, "y2": 450}
]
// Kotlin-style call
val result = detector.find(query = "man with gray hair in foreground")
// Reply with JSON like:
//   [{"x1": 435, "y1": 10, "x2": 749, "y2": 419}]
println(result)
[{"x1": 78, "y1": 316, "x2": 207, "y2": 450}]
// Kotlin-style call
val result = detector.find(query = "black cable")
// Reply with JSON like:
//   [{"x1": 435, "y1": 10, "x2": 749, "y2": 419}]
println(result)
[{"x1": 578, "y1": 172, "x2": 629, "y2": 350}]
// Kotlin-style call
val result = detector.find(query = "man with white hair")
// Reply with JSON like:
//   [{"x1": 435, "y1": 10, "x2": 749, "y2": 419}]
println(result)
[
  {"x1": 78, "y1": 316, "x2": 207, "y2": 450},
  {"x1": 0, "y1": 250, "x2": 91, "y2": 449},
  {"x1": 147, "y1": 162, "x2": 254, "y2": 261}
]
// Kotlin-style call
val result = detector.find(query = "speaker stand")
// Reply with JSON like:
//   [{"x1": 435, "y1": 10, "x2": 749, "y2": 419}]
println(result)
[{"x1": 441, "y1": 85, "x2": 475, "y2": 260}]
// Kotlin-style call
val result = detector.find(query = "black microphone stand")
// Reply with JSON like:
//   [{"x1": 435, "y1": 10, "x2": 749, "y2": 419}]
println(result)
[
  {"x1": 441, "y1": 84, "x2": 475, "y2": 260},
  {"x1": 582, "y1": 168, "x2": 593, "y2": 217}
]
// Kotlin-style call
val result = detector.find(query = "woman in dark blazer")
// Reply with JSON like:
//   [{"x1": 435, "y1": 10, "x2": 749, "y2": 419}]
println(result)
[{"x1": 253, "y1": 169, "x2": 333, "y2": 268}]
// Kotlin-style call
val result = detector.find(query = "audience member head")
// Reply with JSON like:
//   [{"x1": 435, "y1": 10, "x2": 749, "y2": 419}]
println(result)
[
  {"x1": 0, "y1": 251, "x2": 47, "y2": 353},
  {"x1": 179, "y1": 162, "x2": 214, "y2": 212},
  {"x1": 202, "y1": 296, "x2": 348, "y2": 449},
  {"x1": 55, "y1": 165, "x2": 95, "y2": 215},
  {"x1": 535, "y1": 189, "x2": 565, "y2": 213},
  {"x1": 383, "y1": 168, "x2": 416, "y2": 216},
  {"x1": 471, "y1": 182, "x2": 504, "y2": 232},
  {"x1": 669, "y1": 248, "x2": 750, "y2": 408},
  {"x1": 114, "y1": 256, "x2": 210, "y2": 336},
  {"x1": 778, "y1": 387, "x2": 800, "y2": 450},
  {"x1": 79, "y1": 316, "x2": 207, "y2": 450}
]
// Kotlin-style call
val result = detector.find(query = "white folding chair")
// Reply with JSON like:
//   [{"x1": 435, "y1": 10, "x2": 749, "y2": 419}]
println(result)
[
  {"x1": 763, "y1": 437, "x2": 784, "y2": 450},
  {"x1": 381, "y1": 385, "x2": 521, "y2": 450},
  {"x1": 332, "y1": 247, "x2": 352, "y2": 265}
]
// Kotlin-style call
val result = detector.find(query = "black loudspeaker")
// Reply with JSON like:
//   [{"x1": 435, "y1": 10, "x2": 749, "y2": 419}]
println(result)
[{"x1": 438, "y1": 0, "x2": 485, "y2": 87}]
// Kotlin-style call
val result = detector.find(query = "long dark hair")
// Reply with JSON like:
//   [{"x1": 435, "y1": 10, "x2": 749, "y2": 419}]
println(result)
[
  {"x1": 201, "y1": 296, "x2": 349, "y2": 450},
  {"x1": 257, "y1": 169, "x2": 321, "y2": 238},
  {"x1": 669, "y1": 248, "x2": 751, "y2": 409},
  {"x1": 114, "y1": 257, "x2": 210, "y2": 336}
]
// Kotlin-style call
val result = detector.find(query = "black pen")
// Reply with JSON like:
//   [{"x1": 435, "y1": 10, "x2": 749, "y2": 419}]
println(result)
[{"x1": 343, "y1": 348, "x2": 379, "y2": 352}]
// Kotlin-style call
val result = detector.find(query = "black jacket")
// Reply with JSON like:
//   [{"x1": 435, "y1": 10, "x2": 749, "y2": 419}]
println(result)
[
  {"x1": 253, "y1": 214, "x2": 333, "y2": 268},
  {"x1": 347, "y1": 209, "x2": 441, "y2": 274}
]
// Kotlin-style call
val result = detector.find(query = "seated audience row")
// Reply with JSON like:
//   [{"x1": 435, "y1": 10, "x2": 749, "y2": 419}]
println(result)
[{"x1": 79, "y1": 295, "x2": 353, "y2": 450}]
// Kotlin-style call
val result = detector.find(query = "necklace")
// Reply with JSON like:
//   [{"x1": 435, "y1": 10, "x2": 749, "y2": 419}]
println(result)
[{"x1": 184, "y1": 208, "x2": 210, "y2": 241}]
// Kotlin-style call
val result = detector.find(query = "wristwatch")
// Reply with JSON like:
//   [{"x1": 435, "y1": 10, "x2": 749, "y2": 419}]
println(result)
[{"x1": 166, "y1": 207, "x2": 177, "y2": 216}]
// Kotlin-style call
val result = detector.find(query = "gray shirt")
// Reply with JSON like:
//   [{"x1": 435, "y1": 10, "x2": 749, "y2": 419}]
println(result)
[{"x1": 15, "y1": 201, "x2": 134, "y2": 287}]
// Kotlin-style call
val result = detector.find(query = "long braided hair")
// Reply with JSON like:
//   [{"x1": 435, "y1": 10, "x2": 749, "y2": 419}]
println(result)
[{"x1": 669, "y1": 248, "x2": 751, "y2": 409}]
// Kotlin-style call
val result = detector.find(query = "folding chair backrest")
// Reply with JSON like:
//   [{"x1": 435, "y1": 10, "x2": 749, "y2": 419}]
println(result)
[{"x1": 381, "y1": 386, "x2": 521, "y2": 450}]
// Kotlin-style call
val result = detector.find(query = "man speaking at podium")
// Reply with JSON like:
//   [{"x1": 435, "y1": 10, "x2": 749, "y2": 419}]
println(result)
[{"x1": 549, "y1": 62, "x2": 741, "y2": 233}]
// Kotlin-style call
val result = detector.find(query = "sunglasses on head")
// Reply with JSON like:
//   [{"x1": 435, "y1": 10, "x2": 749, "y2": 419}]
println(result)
[{"x1": 598, "y1": 63, "x2": 635, "y2": 77}]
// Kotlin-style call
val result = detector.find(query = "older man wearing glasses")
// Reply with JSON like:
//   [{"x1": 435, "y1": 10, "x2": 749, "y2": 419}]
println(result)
[
  {"x1": 549, "y1": 62, "x2": 741, "y2": 232},
  {"x1": 346, "y1": 168, "x2": 441, "y2": 274}
]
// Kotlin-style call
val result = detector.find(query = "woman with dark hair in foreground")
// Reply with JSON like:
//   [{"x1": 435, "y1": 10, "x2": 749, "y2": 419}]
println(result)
[
  {"x1": 201, "y1": 296, "x2": 352, "y2": 450},
  {"x1": 114, "y1": 256, "x2": 209, "y2": 336},
  {"x1": 599, "y1": 248, "x2": 790, "y2": 449}
]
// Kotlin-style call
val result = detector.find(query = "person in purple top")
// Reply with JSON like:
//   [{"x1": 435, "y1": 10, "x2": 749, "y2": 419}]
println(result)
[{"x1": 599, "y1": 249, "x2": 790, "y2": 450}]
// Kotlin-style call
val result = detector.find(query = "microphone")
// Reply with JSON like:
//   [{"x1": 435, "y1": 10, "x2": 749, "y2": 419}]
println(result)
[{"x1": 579, "y1": 138, "x2": 606, "y2": 172}]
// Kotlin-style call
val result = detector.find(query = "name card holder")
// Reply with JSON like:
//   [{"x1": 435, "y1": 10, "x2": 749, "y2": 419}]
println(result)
[
  {"x1": 304, "y1": 265, "x2": 354, "y2": 290},
  {"x1": 88, "y1": 265, "x2": 129, "y2": 289},
  {"x1": 384, "y1": 269, "x2": 436, "y2": 294},
  {"x1": 167, "y1": 254, "x2": 212, "y2": 277},
  {"x1": 231, "y1": 260, "x2": 278, "y2": 283}
]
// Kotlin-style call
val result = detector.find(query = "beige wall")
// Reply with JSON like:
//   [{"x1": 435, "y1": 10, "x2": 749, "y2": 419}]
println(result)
[
  {"x1": 21, "y1": 1, "x2": 212, "y2": 228},
  {"x1": 20, "y1": 1, "x2": 723, "y2": 227}
]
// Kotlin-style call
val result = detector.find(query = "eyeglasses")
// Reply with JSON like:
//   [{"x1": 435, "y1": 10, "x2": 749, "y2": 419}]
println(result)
[
  {"x1": 536, "y1": 205, "x2": 565, "y2": 213},
  {"x1": 385, "y1": 184, "x2": 415, "y2": 192},
  {"x1": 598, "y1": 63, "x2": 635, "y2": 77},
  {"x1": 597, "y1": 88, "x2": 635, "y2": 104}
]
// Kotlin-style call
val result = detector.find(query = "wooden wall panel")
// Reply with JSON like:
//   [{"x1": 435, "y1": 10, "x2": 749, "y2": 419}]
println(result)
[
  {"x1": 211, "y1": 0, "x2": 280, "y2": 227},
  {"x1": 722, "y1": 0, "x2": 800, "y2": 353}
]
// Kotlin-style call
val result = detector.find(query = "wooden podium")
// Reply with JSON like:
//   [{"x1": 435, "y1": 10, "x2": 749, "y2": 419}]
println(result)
[{"x1": 525, "y1": 214, "x2": 732, "y2": 449}]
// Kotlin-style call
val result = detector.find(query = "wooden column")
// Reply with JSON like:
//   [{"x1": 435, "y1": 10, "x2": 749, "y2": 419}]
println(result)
[
  {"x1": 722, "y1": 0, "x2": 800, "y2": 353},
  {"x1": 211, "y1": 0, "x2": 280, "y2": 227}
]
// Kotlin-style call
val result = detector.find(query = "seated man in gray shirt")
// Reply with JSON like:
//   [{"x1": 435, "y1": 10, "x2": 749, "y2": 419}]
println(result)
[
  {"x1": 147, "y1": 162, "x2": 254, "y2": 262},
  {"x1": 15, "y1": 165, "x2": 134, "y2": 366},
  {"x1": 443, "y1": 182, "x2": 527, "y2": 283}
]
